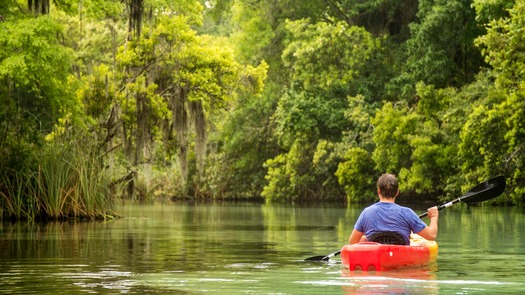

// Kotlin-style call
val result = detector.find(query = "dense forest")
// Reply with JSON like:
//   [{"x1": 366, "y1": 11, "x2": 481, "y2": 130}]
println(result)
[{"x1": 1, "y1": 0, "x2": 525, "y2": 219}]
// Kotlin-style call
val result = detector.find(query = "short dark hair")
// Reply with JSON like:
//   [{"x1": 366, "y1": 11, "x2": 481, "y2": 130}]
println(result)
[{"x1": 377, "y1": 173, "x2": 398, "y2": 198}]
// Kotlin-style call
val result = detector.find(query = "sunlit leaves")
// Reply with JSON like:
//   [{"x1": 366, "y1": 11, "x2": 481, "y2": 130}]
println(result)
[
  {"x1": 476, "y1": 1, "x2": 525, "y2": 90},
  {"x1": 371, "y1": 83, "x2": 459, "y2": 196},
  {"x1": 372, "y1": 102, "x2": 415, "y2": 173},
  {"x1": 0, "y1": 16, "x2": 73, "y2": 88},
  {"x1": 76, "y1": 65, "x2": 116, "y2": 118},
  {"x1": 283, "y1": 19, "x2": 380, "y2": 90},
  {"x1": 472, "y1": 0, "x2": 514, "y2": 23},
  {"x1": 229, "y1": 1, "x2": 275, "y2": 64},
  {"x1": 177, "y1": 34, "x2": 240, "y2": 112},
  {"x1": 458, "y1": 1, "x2": 525, "y2": 204},
  {"x1": 459, "y1": 103, "x2": 507, "y2": 178},
  {"x1": 0, "y1": 16, "x2": 76, "y2": 136},
  {"x1": 336, "y1": 147, "x2": 377, "y2": 203},
  {"x1": 81, "y1": 0, "x2": 123, "y2": 20},
  {"x1": 262, "y1": 154, "x2": 293, "y2": 202}
]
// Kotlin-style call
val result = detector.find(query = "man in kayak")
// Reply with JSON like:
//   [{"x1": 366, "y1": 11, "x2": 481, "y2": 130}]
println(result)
[{"x1": 348, "y1": 173, "x2": 439, "y2": 245}]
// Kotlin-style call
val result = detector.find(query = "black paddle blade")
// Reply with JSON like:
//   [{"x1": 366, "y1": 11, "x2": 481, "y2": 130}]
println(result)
[
  {"x1": 460, "y1": 175, "x2": 506, "y2": 204},
  {"x1": 419, "y1": 175, "x2": 506, "y2": 218},
  {"x1": 304, "y1": 250, "x2": 341, "y2": 262},
  {"x1": 304, "y1": 255, "x2": 330, "y2": 261}
]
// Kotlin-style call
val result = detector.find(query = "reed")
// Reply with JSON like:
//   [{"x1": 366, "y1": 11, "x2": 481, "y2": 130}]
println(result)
[
  {"x1": 0, "y1": 172, "x2": 37, "y2": 219},
  {"x1": 0, "y1": 133, "x2": 117, "y2": 220},
  {"x1": 36, "y1": 141, "x2": 75, "y2": 219},
  {"x1": 70, "y1": 143, "x2": 113, "y2": 219}
]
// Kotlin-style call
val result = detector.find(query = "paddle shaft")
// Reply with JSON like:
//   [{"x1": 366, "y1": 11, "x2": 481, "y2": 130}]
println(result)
[
  {"x1": 325, "y1": 250, "x2": 341, "y2": 260},
  {"x1": 419, "y1": 175, "x2": 506, "y2": 218},
  {"x1": 418, "y1": 199, "x2": 457, "y2": 218}
]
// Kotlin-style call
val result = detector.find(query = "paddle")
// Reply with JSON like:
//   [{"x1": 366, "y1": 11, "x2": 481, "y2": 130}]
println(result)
[
  {"x1": 304, "y1": 175, "x2": 506, "y2": 262},
  {"x1": 418, "y1": 175, "x2": 506, "y2": 218},
  {"x1": 303, "y1": 250, "x2": 341, "y2": 262}
]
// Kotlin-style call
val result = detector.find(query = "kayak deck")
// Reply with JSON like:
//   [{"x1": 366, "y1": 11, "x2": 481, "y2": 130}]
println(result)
[{"x1": 341, "y1": 235, "x2": 438, "y2": 271}]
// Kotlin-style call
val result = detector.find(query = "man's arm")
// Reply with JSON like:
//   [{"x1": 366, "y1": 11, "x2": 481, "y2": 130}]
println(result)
[
  {"x1": 349, "y1": 229, "x2": 365, "y2": 244},
  {"x1": 416, "y1": 206, "x2": 439, "y2": 240}
]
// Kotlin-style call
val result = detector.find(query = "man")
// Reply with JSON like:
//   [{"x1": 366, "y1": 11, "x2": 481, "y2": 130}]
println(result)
[{"x1": 348, "y1": 173, "x2": 439, "y2": 245}]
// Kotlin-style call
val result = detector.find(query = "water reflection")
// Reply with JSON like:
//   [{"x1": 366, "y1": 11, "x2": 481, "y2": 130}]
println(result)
[
  {"x1": 1, "y1": 202, "x2": 525, "y2": 294},
  {"x1": 340, "y1": 266, "x2": 438, "y2": 295}
]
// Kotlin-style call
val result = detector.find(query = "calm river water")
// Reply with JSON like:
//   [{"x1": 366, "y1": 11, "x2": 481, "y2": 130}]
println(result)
[{"x1": 1, "y1": 201, "x2": 525, "y2": 294}]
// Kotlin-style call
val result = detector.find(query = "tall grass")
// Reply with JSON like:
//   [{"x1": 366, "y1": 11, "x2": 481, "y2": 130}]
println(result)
[
  {"x1": 37, "y1": 141, "x2": 75, "y2": 218},
  {"x1": 1, "y1": 134, "x2": 119, "y2": 220},
  {"x1": 0, "y1": 172, "x2": 37, "y2": 219},
  {"x1": 70, "y1": 144, "x2": 114, "y2": 218}
]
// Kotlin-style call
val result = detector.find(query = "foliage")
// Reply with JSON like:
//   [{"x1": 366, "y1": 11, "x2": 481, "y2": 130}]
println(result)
[
  {"x1": 282, "y1": 19, "x2": 381, "y2": 91},
  {"x1": 370, "y1": 82, "x2": 465, "y2": 199},
  {"x1": 4, "y1": 0, "x2": 525, "y2": 211},
  {"x1": 263, "y1": 86, "x2": 350, "y2": 201},
  {"x1": 0, "y1": 14, "x2": 82, "y2": 215},
  {"x1": 462, "y1": 0, "x2": 525, "y2": 205},
  {"x1": 262, "y1": 136, "x2": 343, "y2": 202},
  {"x1": 1, "y1": 132, "x2": 117, "y2": 220},
  {"x1": 273, "y1": 88, "x2": 350, "y2": 149},
  {"x1": 261, "y1": 18, "x2": 385, "y2": 202},
  {"x1": 393, "y1": 0, "x2": 485, "y2": 98},
  {"x1": 111, "y1": 12, "x2": 254, "y2": 197},
  {"x1": 207, "y1": 74, "x2": 276, "y2": 199},
  {"x1": 472, "y1": 0, "x2": 514, "y2": 23},
  {"x1": 328, "y1": 0, "x2": 419, "y2": 37},
  {"x1": 0, "y1": 16, "x2": 77, "y2": 137},
  {"x1": 336, "y1": 147, "x2": 377, "y2": 203}
]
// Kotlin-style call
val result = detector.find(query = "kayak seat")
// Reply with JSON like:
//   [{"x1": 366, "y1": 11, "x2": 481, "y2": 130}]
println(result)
[{"x1": 368, "y1": 231, "x2": 407, "y2": 245}]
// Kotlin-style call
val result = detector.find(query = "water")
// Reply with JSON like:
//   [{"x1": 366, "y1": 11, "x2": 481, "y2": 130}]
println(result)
[{"x1": 1, "y1": 202, "x2": 525, "y2": 294}]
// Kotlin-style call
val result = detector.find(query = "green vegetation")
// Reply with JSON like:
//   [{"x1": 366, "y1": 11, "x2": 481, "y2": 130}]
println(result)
[
  {"x1": 1, "y1": 0, "x2": 525, "y2": 219},
  {"x1": 0, "y1": 131, "x2": 116, "y2": 220}
]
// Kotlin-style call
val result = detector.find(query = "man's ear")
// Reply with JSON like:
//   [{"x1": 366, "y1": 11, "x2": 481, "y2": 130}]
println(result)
[{"x1": 395, "y1": 189, "x2": 400, "y2": 197}]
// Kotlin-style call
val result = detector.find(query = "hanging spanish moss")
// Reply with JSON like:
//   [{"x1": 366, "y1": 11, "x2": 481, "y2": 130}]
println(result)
[
  {"x1": 28, "y1": 0, "x2": 49, "y2": 14},
  {"x1": 190, "y1": 100, "x2": 207, "y2": 175},
  {"x1": 126, "y1": 0, "x2": 144, "y2": 39},
  {"x1": 135, "y1": 91, "x2": 150, "y2": 164},
  {"x1": 172, "y1": 86, "x2": 189, "y2": 187}
]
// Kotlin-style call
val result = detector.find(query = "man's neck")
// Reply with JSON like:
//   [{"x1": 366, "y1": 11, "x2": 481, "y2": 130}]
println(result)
[{"x1": 379, "y1": 196, "x2": 396, "y2": 203}]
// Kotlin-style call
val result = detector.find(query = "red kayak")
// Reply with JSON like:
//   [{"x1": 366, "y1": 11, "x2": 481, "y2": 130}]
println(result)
[{"x1": 341, "y1": 235, "x2": 438, "y2": 271}]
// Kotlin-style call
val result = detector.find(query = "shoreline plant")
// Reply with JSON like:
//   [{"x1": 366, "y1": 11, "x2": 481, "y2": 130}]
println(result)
[{"x1": 0, "y1": 133, "x2": 120, "y2": 221}]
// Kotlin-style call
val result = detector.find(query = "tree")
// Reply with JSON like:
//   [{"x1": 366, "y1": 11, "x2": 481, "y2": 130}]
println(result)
[
  {"x1": 263, "y1": 87, "x2": 350, "y2": 201},
  {"x1": 261, "y1": 19, "x2": 384, "y2": 201},
  {"x1": 336, "y1": 147, "x2": 377, "y2": 203},
  {"x1": 0, "y1": 16, "x2": 77, "y2": 172},
  {"x1": 393, "y1": 0, "x2": 485, "y2": 98},
  {"x1": 371, "y1": 83, "x2": 461, "y2": 199},
  {"x1": 208, "y1": 65, "x2": 276, "y2": 199},
  {"x1": 114, "y1": 11, "x2": 256, "y2": 195},
  {"x1": 461, "y1": 0, "x2": 525, "y2": 205}
]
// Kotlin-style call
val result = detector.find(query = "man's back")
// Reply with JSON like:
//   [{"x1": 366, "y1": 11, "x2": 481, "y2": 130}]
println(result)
[{"x1": 354, "y1": 202, "x2": 427, "y2": 245}]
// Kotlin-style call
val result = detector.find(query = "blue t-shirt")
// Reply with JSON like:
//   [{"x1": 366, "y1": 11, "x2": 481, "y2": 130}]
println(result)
[{"x1": 354, "y1": 202, "x2": 427, "y2": 245}]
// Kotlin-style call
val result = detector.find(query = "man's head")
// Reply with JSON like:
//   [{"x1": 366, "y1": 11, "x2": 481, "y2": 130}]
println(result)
[{"x1": 377, "y1": 173, "x2": 399, "y2": 199}]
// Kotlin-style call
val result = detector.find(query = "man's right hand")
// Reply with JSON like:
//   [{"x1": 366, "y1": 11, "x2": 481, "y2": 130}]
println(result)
[{"x1": 427, "y1": 206, "x2": 439, "y2": 219}]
